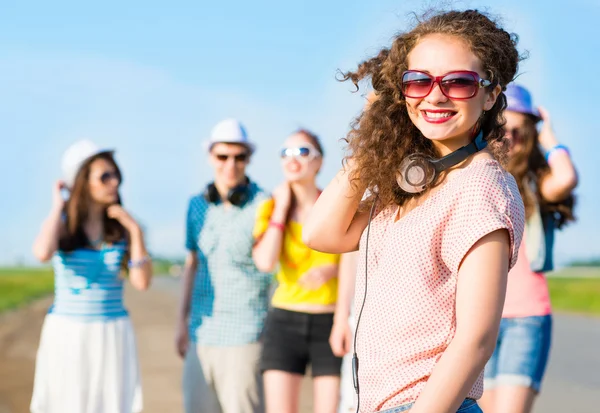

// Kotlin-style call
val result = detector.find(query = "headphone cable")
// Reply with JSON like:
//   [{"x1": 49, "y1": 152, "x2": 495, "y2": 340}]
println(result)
[{"x1": 352, "y1": 194, "x2": 378, "y2": 413}]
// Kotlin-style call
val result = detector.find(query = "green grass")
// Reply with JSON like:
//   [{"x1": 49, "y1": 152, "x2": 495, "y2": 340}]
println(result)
[
  {"x1": 0, "y1": 260, "x2": 174, "y2": 314},
  {"x1": 0, "y1": 267, "x2": 54, "y2": 313},
  {"x1": 547, "y1": 268, "x2": 600, "y2": 316},
  {"x1": 1, "y1": 266, "x2": 599, "y2": 316}
]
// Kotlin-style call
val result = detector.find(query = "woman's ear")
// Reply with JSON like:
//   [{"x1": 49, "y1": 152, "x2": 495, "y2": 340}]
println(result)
[{"x1": 484, "y1": 84, "x2": 502, "y2": 111}]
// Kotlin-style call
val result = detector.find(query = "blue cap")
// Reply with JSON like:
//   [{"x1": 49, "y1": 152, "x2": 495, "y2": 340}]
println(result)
[{"x1": 505, "y1": 83, "x2": 541, "y2": 122}]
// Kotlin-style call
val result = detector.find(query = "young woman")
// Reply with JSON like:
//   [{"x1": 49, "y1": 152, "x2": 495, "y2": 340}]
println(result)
[
  {"x1": 479, "y1": 84, "x2": 577, "y2": 413},
  {"x1": 303, "y1": 9, "x2": 526, "y2": 413},
  {"x1": 252, "y1": 130, "x2": 345, "y2": 413},
  {"x1": 31, "y1": 140, "x2": 152, "y2": 413}
]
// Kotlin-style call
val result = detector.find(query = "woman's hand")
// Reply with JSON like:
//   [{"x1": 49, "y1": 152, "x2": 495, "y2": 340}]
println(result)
[
  {"x1": 298, "y1": 264, "x2": 337, "y2": 290},
  {"x1": 537, "y1": 106, "x2": 559, "y2": 151},
  {"x1": 329, "y1": 319, "x2": 353, "y2": 357},
  {"x1": 271, "y1": 182, "x2": 292, "y2": 222},
  {"x1": 52, "y1": 180, "x2": 67, "y2": 211},
  {"x1": 107, "y1": 205, "x2": 140, "y2": 233}
]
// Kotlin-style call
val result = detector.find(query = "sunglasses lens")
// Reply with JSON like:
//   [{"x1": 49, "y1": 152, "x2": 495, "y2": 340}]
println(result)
[
  {"x1": 280, "y1": 147, "x2": 313, "y2": 160},
  {"x1": 402, "y1": 71, "x2": 433, "y2": 98},
  {"x1": 297, "y1": 147, "x2": 311, "y2": 157},
  {"x1": 215, "y1": 153, "x2": 248, "y2": 162},
  {"x1": 100, "y1": 172, "x2": 119, "y2": 184},
  {"x1": 280, "y1": 148, "x2": 299, "y2": 158},
  {"x1": 441, "y1": 73, "x2": 478, "y2": 99}
]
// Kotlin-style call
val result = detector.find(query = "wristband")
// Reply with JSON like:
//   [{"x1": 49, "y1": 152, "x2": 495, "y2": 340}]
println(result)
[
  {"x1": 128, "y1": 255, "x2": 151, "y2": 269},
  {"x1": 269, "y1": 221, "x2": 286, "y2": 231},
  {"x1": 545, "y1": 144, "x2": 569, "y2": 163}
]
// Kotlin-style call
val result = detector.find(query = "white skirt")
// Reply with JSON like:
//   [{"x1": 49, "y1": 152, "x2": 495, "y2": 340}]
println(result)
[{"x1": 30, "y1": 314, "x2": 143, "y2": 413}]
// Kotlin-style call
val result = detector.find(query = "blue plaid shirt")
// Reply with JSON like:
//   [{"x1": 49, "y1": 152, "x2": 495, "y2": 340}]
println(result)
[{"x1": 185, "y1": 182, "x2": 272, "y2": 346}]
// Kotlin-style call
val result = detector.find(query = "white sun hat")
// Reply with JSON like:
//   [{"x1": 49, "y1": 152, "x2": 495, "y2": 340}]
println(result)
[
  {"x1": 61, "y1": 139, "x2": 114, "y2": 188},
  {"x1": 204, "y1": 118, "x2": 256, "y2": 154}
]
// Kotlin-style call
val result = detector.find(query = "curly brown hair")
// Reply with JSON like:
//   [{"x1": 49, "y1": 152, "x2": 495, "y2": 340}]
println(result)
[
  {"x1": 341, "y1": 9, "x2": 523, "y2": 208},
  {"x1": 505, "y1": 117, "x2": 576, "y2": 228}
]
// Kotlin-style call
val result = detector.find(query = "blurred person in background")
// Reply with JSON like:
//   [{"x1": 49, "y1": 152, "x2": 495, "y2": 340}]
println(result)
[
  {"x1": 252, "y1": 129, "x2": 347, "y2": 413},
  {"x1": 31, "y1": 140, "x2": 152, "y2": 413},
  {"x1": 479, "y1": 84, "x2": 578, "y2": 413},
  {"x1": 176, "y1": 119, "x2": 271, "y2": 413}
]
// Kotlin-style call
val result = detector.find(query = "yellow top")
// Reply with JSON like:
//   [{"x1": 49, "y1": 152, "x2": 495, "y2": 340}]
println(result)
[{"x1": 253, "y1": 198, "x2": 340, "y2": 307}]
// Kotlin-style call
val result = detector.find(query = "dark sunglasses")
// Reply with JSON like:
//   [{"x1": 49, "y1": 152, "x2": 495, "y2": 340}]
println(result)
[
  {"x1": 214, "y1": 153, "x2": 249, "y2": 162},
  {"x1": 99, "y1": 171, "x2": 121, "y2": 185},
  {"x1": 401, "y1": 70, "x2": 493, "y2": 100}
]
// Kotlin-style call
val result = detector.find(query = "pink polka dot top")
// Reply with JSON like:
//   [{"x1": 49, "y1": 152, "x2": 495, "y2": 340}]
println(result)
[{"x1": 354, "y1": 158, "x2": 525, "y2": 412}]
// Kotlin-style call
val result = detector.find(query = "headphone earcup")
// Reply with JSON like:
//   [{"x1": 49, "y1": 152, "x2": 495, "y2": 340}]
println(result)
[
  {"x1": 396, "y1": 155, "x2": 436, "y2": 194},
  {"x1": 227, "y1": 186, "x2": 249, "y2": 206},
  {"x1": 204, "y1": 183, "x2": 220, "y2": 203}
]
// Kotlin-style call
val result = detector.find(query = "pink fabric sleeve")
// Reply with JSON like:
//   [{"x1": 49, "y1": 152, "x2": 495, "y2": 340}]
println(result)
[{"x1": 441, "y1": 175, "x2": 523, "y2": 275}]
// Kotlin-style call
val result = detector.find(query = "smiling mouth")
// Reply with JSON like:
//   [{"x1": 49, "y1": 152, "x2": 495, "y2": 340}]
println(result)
[{"x1": 421, "y1": 110, "x2": 457, "y2": 123}]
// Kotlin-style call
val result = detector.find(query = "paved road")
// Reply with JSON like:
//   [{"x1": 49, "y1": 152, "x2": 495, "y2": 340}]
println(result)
[
  {"x1": 533, "y1": 313, "x2": 600, "y2": 413},
  {"x1": 0, "y1": 277, "x2": 598, "y2": 412}
]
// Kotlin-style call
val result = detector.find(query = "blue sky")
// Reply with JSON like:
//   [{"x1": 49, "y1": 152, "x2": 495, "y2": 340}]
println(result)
[{"x1": 1, "y1": 0, "x2": 598, "y2": 265}]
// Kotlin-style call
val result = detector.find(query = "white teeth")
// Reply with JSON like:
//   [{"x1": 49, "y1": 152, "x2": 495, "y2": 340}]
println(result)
[{"x1": 424, "y1": 111, "x2": 453, "y2": 118}]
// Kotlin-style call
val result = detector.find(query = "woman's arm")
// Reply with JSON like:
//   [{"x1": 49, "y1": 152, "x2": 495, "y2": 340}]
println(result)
[
  {"x1": 330, "y1": 251, "x2": 358, "y2": 356},
  {"x1": 107, "y1": 205, "x2": 152, "y2": 291},
  {"x1": 252, "y1": 183, "x2": 292, "y2": 273},
  {"x1": 126, "y1": 225, "x2": 153, "y2": 290},
  {"x1": 410, "y1": 229, "x2": 510, "y2": 413},
  {"x1": 32, "y1": 181, "x2": 65, "y2": 262},
  {"x1": 537, "y1": 107, "x2": 578, "y2": 202},
  {"x1": 303, "y1": 164, "x2": 370, "y2": 254}
]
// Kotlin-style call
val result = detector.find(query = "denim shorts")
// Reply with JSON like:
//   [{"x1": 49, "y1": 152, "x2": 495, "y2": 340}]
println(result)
[
  {"x1": 484, "y1": 315, "x2": 552, "y2": 392},
  {"x1": 379, "y1": 398, "x2": 481, "y2": 413}
]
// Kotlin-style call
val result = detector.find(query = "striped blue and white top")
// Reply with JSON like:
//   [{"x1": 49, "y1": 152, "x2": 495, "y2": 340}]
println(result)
[{"x1": 48, "y1": 242, "x2": 128, "y2": 321}]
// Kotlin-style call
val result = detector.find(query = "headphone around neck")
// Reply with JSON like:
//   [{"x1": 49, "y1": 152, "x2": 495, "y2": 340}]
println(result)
[
  {"x1": 204, "y1": 177, "x2": 251, "y2": 206},
  {"x1": 396, "y1": 131, "x2": 487, "y2": 193}
]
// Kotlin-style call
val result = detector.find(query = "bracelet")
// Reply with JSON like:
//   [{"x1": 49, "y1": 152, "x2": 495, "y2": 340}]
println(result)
[
  {"x1": 545, "y1": 144, "x2": 569, "y2": 163},
  {"x1": 128, "y1": 255, "x2": 151, "y2": 269},
  {"x1": 268, "y1": 221, "x2": 286, "y2": 231}
]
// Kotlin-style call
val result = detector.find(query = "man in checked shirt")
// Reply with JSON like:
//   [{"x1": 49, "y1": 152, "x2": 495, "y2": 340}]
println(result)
[{"x1": 176, "y1": 119, "x2": 271, "y2": 413}]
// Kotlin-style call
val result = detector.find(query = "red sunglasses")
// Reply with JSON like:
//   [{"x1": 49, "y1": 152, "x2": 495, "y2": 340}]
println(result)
[{"x1": 401, "y1": 70, "x2": 493, "y2": 100}]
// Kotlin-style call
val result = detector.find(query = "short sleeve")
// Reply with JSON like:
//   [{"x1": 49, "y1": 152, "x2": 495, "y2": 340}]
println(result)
[
  {"x1": 441, "y1": 168, "x2": 525, "y2": 274},
  {"x1": 185, "y1": 196, "x2": 202, "y2": 251},
  {"x1": 253, "y1": 198, "x2": 275, "y2": 240}
]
